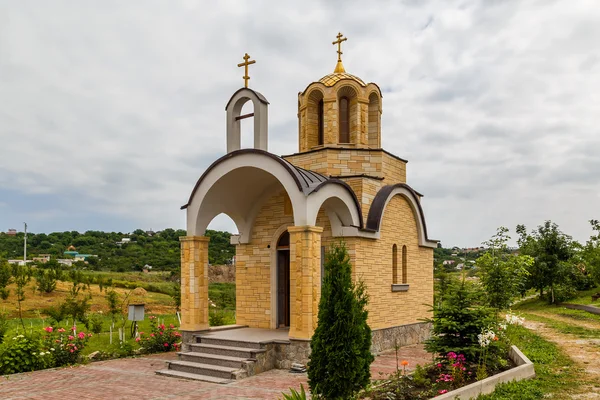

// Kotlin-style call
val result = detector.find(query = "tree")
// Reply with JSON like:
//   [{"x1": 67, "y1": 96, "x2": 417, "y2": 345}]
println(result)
[
  {"x1": 35, "y1": 267, "x2": 61, "y2": 294},
  {"x1": 476, "y1": 227, "x2": 533, "y2": 310},
  {"x1": 425, "y1": 277, "x2": 496, "y2": 363},
  {"x1": 517, "y1": 221, "x2": 580, "y2": 304},
  {"x1": 308, "y1": 243, "x2": 373, "y2": 399},
  {"x1": 12, "y1": 264, "x2": 32, "y2": 330},
  {"x1": 0, "y1": 259, "x2": 12, "y2": 300},
  {"x1": 583, "y1": 219, "x2": 600, "y2": 285}
]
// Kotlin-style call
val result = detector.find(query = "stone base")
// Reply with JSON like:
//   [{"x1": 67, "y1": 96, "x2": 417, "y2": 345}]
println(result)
[{"x1": 370, "y1": 322, "x2": 432, "y2": 354}]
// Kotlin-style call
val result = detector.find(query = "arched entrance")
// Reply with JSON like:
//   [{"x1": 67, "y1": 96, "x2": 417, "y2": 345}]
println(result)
[{"x1": 276, "y1": 231, "x2": 290, "y2": 328}]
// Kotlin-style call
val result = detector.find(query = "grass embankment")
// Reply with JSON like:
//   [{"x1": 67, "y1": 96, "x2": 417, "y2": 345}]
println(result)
[
  {"x1": 479, "y1": 324, "x2": 578, "y2": 399},
  {"x1": 480, "y1": 289, "x2": 600, "y2": 399}
]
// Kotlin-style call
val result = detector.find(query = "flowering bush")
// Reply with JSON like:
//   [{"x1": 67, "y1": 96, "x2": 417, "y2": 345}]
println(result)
[
  {"x1": 137, "y1": 317, "x2": 181, "y2": 353},
  {"x1": 0, "y1": 334, "x2": 51, "y2": 374},
  {"x1": 42, "y1": 326, "x2": 91, "y2": 367}
]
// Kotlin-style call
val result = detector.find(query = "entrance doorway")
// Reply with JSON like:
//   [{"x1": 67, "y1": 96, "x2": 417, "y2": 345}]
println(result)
[{"x1": 276, "y1": 231, "x2": 290, "y2": 328}]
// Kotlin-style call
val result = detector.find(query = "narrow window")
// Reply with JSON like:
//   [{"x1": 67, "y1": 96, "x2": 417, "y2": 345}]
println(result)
[
  {"x1": 392, "y1": 244, "x2": 398, "y2": 284},
  {"x1": 339, "y1": 97, "x2": 350, "y2": 143},
  {"x1": 318, "y1": 99, "x2": 324, "y2": 145},
  {"x1": 402, "y1": 245, "x2": 407, "y2": 284}
]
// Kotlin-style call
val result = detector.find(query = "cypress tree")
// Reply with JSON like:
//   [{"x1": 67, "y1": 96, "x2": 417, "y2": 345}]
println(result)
[{"x1": 307, "y1": 243, "x2": 374, "y2": 399}]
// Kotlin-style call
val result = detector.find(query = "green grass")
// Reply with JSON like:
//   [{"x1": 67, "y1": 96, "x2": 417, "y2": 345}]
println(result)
[{"x1": 478, "y1": 325, "x2": 580, "y2": 399}]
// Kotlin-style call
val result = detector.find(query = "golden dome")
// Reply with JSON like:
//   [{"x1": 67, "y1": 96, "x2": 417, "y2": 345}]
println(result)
[{"x1": 318, "y1": 72, "x2": 367, "y2": 87}]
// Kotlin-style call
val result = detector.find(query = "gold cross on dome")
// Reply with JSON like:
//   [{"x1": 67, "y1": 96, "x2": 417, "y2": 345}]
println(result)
[
  {"x1": 237, "y1": 53, "x2": 256, "y2": 88},
  {"x1": 332, "y1": 32, "x2": 347, "y2": 62}
]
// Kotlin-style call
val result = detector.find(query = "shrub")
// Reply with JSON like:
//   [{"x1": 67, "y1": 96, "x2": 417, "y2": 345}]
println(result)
[
  {"x1": 88, "y1": 313, "x2": 104, "y2": 334},
  {"x1": 0, "y1": 334, "x2": 50, "y2": 374},
  {"x1": 280, "y1": 384, "x2": 308, "y2": 400},
  {"x1": 308, "y1": 242, "x2": 374, "y2": 399},
  {"x1": 209, "y1": 309, "x2": 234, "y2": 326},
  {"x1": 41, "y1": 326, "x2": 91, "y2": 367},
  {"x1": 425, "y1": 278, "x2": 497, "y2": 363},
  {"x1": 0, "y1": 313, "x2": 8, "y2": 343},
  {"x1": 137, "y1": 316, "x2": 181, "y2": 353}
]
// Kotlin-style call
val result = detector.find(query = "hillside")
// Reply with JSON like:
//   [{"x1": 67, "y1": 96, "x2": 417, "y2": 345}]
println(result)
[{"x1": 0, "y1": 229, "x2": 235, "y2": 271}]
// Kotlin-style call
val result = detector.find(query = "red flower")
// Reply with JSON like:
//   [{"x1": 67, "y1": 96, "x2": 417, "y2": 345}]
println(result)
[
  {"x1": 164, "y1": 343, "x2": 169, "y2": 347},
  {"x1": 44, "y1": 326, "x2": 54, "y2": 333}
]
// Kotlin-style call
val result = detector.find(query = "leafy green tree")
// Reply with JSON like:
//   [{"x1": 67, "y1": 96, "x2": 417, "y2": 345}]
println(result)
[
  {"x1": 0, "y1": 259, "x2": 12, "y2": 300},
  {"x1": 106, "y1": 289, "x2": 121, "y2": 325},
  {"x1": 583, "y1": 219, "x2": 600, "y2": 285},
  {"x1": 476, "y1": 227, "x2": 533, "y2": 310},
  {"x1": 12, "y1": 264, "x2": 32, "y2": 330},
  {"x1": 517, "y1": 221, "x2": 580, "y2": 303},
  {"x1": 308, "y1": 243, "x2": 373, "y2": 399},
  {"x1": 425, "y1": 277, "x2": 496, "y2": 363}
]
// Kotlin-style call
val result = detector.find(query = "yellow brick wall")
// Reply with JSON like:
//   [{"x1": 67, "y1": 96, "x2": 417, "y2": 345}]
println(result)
[
  {"x1": 283, "y1": 148, "x2": 405, "y2": 182},
  {"x1": 297, "y1": 81, "x2": 381, "y2": 152},
  {"x1": 235, "y1": 191, "x2": 333, "y2": 329},
  {"x1": 180, "y1": 236, "x2": 209, "y2": 331},
  {"x1": 353, "y1": 195, "x2": 434, "y2": 330}
]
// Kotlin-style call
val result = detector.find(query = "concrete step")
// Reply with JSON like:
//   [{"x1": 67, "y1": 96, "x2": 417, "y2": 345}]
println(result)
[
  {"x1": 178, "y1": 352, "x2": 250, "y2": 368},
  {"x1": 167, "y1": 360, "x2": 238, "y2": 380},
  {"x1": 196, "y1": 336, "x2": 263, "y2": 349},
  {"x1": 156, "y1": 369, "x2": 232, "y2": 384},
  {"x1": 189, "y1": 343, "x2": 265, "y2": 358}
]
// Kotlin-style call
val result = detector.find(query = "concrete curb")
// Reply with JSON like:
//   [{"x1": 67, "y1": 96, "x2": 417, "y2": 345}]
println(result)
[
  {"x1": 561, "y1": 303, "x2": 600, "y2": 315},
  {"x1": 434, "y1": 345, "x2": 535, "y2": 400}
]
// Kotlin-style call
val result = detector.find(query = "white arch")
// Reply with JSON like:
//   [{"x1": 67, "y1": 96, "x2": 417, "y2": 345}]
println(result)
[
  {"x1": 226, "y1": 88, "x2": 269, "y2": 153},
  {"x1": 186, "y1": 152, "x2": 307, "y2": 241},
  {"x1": 306, "y1": 183, "x2": 362, "y2": 237}
]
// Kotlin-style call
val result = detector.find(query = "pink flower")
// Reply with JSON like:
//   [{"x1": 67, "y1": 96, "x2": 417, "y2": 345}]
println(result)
[
  {"x1": 164, "y1": 343, "x2": 169, "y2": 347},
  {"x1": 439, "y1": 389, "x2": 448, "y2": 394},
  {"x1": 159, "y1": 332, "x2": 163, "y2": 335},
  {"x1": 78, "y1": 332, "x2": 85, "y2": 340},
  {"x1": 44, "y1": 326, "x2": 54, "y2": 333},
  {"x1": 68, "y1": 335, "x2": 74, "y2": 341},
  {"x1": 169, "y1": 324, "x2": 174, "y2": 329},
  {"x1": 135, "y1": 337, "x2": 141, "y2": 342},
  {"x1": 150, "y1": 333, "x2": 155, "y2": 337},
  {"x1": 149, "y1": 316, "x2": 156, "y2": 320},
  {"x1": 71, "y1": 326, "x2": 76, "y2": 331},
  {"x1": 437, "y1": 363, "x2": 442, "y2": 368},
  {"x1": 447, "y1": 352, "x2": 457, "y2": 360},
  {"x1": 74, "y1": 346, "x2": 78, "y2": 351},
  {"x1": 88, "y1": 333, "x2": 93, "y2": 337},
  {"x1": 55, "y1": 339, "x2": 61, "y2": 343},
  {"x1": 58, "y1": 328, "x2": 66, "y2": 333},
  {"x1": 70, "y1": 349, "x2": 74, "y2": 353}
]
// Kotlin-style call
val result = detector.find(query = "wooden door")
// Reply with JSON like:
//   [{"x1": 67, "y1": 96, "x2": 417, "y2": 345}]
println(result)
[{"x1": 277, "y1": 250, "x2": 290, "y2": 328}]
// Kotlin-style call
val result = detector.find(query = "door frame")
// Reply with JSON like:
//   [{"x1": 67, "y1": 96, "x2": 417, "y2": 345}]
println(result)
[{"x1": 270, "y1": 225, "x2": 290, "y2": 329}]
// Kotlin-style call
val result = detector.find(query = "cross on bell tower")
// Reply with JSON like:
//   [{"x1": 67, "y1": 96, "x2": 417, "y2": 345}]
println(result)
[
  {"x1": 332, "y1": 32, "x2": 347, "y2": 73},
  {"x1": 237, "y1": 53, "x2": 256, "y2": 88}
]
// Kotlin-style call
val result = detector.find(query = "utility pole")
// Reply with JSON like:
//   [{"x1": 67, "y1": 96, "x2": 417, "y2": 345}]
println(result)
[{"x1": 23, "y1": 222, "x2": 27, "y2": 263}]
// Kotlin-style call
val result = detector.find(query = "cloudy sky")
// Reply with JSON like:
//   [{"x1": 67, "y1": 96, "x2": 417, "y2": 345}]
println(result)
[{"x1": 1, "y1": 0, "x2": 599, "y2": 246}]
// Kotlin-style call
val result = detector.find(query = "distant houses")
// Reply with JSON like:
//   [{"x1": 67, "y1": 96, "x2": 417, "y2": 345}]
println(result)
[{"x1": 6, "y1": 229, "x2": 17, "y2": 236}]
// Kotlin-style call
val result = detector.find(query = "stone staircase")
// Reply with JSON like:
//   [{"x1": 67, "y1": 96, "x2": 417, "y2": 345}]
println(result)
[{"x1": 156, "y1": 334, "x2": 267, "y2": 384}]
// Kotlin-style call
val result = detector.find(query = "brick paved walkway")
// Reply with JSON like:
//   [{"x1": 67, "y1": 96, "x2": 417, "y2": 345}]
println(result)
[{"x1": 0, "y1": 344, "x2": 430, "y2": 399}]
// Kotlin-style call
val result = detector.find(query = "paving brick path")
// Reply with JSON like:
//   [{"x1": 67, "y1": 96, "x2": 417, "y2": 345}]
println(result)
[{"x1": 0, "y1": 344, "x2": 430, "y2": 399}]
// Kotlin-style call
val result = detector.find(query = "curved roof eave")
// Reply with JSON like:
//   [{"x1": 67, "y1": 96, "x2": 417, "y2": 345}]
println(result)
[
  {"x1": 310, "y1": 179, "x2": 364, "y2": 229},
  {"x1": 365, "y1": 183, "x2": 437, "y2": 243},
  {"x1": 181, "y1": 149, "x2": 329, "y2": 210}
]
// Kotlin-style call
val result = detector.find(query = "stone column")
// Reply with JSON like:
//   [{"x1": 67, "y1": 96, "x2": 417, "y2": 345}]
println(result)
[
  {"x1": 180, "y1": 236, "x2": 210, "y2": 331},
  {"x1": 288, "y1": 225, "x2": 323, "y2": 340}
]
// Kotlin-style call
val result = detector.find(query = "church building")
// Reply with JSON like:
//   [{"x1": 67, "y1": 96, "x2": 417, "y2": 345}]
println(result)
[{"x1": 171, "y1": 34, "x2": 437, "y2": 380}]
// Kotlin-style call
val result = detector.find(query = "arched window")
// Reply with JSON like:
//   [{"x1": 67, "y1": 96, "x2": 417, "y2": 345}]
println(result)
[
  {"x1": 339, "y1": 96, "x2": 350, "y2": 143},
  {"x1": 402, "y1": 245, "x2": 407, "y2": 284},
  {"x1": 318, "y1": 99, "x2": 324, "y2": 145},
  {"x1": 392, "y1": 244, "x2": 398, "y2": 284}
]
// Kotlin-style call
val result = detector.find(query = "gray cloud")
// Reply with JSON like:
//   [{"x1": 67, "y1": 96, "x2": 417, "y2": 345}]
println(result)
[{"x1": 1, "y1": 0, "x2": 599, "y2": 246}]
